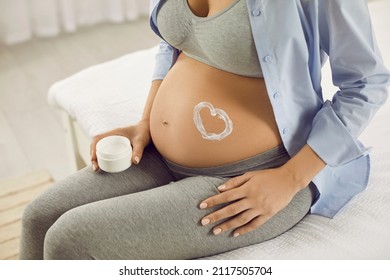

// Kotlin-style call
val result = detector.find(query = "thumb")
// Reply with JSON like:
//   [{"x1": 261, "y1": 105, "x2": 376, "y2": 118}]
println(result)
[{"x1": 131, "y1": 141, "x2": 145, "y2": 165}]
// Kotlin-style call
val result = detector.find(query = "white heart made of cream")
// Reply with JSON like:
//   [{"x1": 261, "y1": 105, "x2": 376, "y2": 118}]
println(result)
[{"x1": 193, "y1": 102, "x2": 233, "y2": 141}]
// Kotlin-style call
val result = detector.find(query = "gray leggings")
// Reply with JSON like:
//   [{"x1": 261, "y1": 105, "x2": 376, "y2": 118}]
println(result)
[{"x1": 19, "y1": 144, "x2": 312, "y2": 260}]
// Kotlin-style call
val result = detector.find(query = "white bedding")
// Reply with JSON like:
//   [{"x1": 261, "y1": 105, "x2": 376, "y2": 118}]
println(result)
[
  {"x1": 48, "y1": 46, "x2": 390, "y2": 259},
  {"x1": 48, "y1": 47, "x2": 156, "y2": 137}
]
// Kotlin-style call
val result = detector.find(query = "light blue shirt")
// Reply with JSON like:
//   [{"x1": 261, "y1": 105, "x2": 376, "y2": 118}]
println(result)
[{"x1": 148, "y1": 0, "x2": 390, "y2": 217}]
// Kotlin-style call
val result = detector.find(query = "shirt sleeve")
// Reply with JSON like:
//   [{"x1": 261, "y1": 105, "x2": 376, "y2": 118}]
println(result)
[
  {"x1": 151, "y1": 40, "x2": 177, "y2": 81},
  {"x1": 149, "y1": 0, "x2": 179, "y2": 81},
  {"x1": 307, "y1": 0, "x2": 390, "y2": 167}
]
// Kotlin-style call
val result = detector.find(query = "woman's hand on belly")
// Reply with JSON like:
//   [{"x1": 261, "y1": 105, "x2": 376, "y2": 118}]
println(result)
[
  {"x1": 198, "y1": 166, "x2": 300, "y2": 237},
  {"x1": 90, "y1": 119, "x2": 151, "y2": 171}
]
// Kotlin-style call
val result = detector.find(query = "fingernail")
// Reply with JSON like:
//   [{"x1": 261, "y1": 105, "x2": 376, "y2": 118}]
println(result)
[
  {"x1": 201, "y1": 218, "x2": 210, "y2": 226},
  {"x1": 134, "y1": 156, "x2": 140, "y2": 164},
  {"x1": 233, "y1": 232, "x2": 240, "y2": 238},
  {"x1": 213, "y1": 228, "x2": 222, "y2": 235},
  {"x1": 199, "y1": 202, "x2": 207, "y2": 209},
  {"x1": 217, "y1": 184, "x2": 226, "y2": 190},
  {"x1": 92, "y1": 164, "x2": 97, "y2": 172}
]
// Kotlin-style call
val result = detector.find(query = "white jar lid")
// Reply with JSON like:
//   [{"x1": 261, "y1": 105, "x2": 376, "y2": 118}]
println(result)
[{"x1": 96, "y1": 136, "x2": 131, "y2": 160}]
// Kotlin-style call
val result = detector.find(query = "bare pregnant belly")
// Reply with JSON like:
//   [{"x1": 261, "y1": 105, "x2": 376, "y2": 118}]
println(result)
[{"x1": 150, "y1": 53, "x2": 282, "y2": 167}]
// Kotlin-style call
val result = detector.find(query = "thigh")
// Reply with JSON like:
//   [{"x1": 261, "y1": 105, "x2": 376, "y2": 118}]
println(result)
[
  {"x1": 29, "y1": 144, "x2": 175, "y2": 226},
  {"x1": 44, "y1": 176, "x2": 312, "y2": 260}
]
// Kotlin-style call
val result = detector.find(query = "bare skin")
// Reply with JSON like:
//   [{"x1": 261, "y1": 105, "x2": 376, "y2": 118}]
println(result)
[
  {"x1": 91, "y1": 0, "x2": 326, "y2": 237},
  {"x1": 150, "y1": 53, "x2": 282, "y2": 167}
]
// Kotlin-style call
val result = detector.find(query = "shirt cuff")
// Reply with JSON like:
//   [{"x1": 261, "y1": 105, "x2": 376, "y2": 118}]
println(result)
[{"x1": 307, "y1": 100, "x2": 370, "y2": 167}]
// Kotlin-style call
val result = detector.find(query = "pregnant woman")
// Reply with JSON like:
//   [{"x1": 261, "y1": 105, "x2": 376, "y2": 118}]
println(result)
[{"x1": 20, "y1": 0, "x2": 389, "y2": 259}]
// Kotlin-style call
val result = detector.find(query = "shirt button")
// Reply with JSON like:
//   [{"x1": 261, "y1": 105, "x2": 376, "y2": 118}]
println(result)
[
  {"x1": 252, "y1": 9, "x2": 261, "y2": 16},
  {"x1": 283, "y1": 128, "x2": 289, "y2": 134},
  {"x1": 273, "y1": 92, "x2": 281, "y2": 99},
  {"x1": 264, "y1": 55, "x2": 273, "y2": 63}
]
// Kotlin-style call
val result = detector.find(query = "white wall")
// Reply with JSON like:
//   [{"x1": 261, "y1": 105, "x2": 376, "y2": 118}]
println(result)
[{"x1": 0, "y1": 0, "x2": 150, "y2": 45}]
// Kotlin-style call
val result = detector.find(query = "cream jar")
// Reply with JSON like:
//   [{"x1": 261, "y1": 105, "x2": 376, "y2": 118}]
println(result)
[{"x1": 96, "y1": 136, "x2": 132, "y2": 173}]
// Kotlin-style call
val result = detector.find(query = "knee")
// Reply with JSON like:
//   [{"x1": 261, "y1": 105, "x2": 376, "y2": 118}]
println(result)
[
  {"x1": 21, "y1": 173, "x2": 85, "y2": 234},
  {"x1": 21, "y1": 193, "x2": 55, "y2": 234},
  {"x1": 44, "y1": 208, "x2": 92, "y2": 260}
]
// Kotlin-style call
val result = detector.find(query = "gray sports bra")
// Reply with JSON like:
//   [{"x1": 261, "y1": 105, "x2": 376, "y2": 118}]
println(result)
[{"x1": 156, "y1": 0, "x2": 263, "y2": 77}]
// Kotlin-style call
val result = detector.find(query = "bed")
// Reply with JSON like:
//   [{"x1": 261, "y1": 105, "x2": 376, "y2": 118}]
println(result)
[{"x1": 47, "y1": 45, "x2": 390, "y2": 259}]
